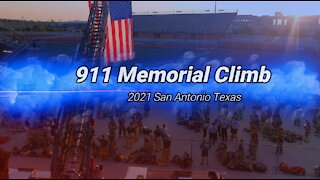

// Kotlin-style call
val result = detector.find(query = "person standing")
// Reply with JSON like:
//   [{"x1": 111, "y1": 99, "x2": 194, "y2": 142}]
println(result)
[
  {"x1": 215, "y1": 116, "x2": 222, "y2": 137},
  {"x1": 144, "y1": 102, "x2": 150, "y2": 117},
  {"x1": 304, "y1": 121, "x2": 311, "y2": 142},
  {"x1": 130, "y1": 117, "x2": 138, "y2": 142},
  {"x1": 237, "y1": 139, "x2": 245, "y2": 162},
  {"x1": 108, "y1": 134, "x2": 117, "y2": 157},
  {"x1": 124, "y1": 124, "x2": 135, "y2": 149},
  {"x1": 221, "y1": 104, "x2": 229, "y2": 118},
  {"x1": 163, "y1": 135, "x2": 171, "y2": 150},
  {"x1": 108, "y1": 117, "x2": 117, "y2": 138},
  {"x1": 272, "y1": 107, "x2": 283, "y2": 131},
  {"x1": 236, "y1": 103, "x2": 245, "y2": 121},
  {"x1": 118, "y1": 114, "x2": 126, "y2": 138},
  {"x1": 209, "y1": 122, "x2": 218, "y2": 147},
  {"x1": 250, "y1": 110, "x2": 260, "y2": 132},
  {"x1": 202, "y1": 118, "x2": 209, "y2": 138},
  {"x1": 144, "y1": 132, "x2": 154, "y2": 154},
  {"x1": 230, "y1": 118, "x2": 239, "y2": 142},
  {"x1": 200, "y1": 139, "x2": 210, "y2": 165},
  {"x1": 158, "y1": 135, "x2": 171, "y2": 165},
  {"x1": 275, "y1": 128, "x2": 284, "y2": 154},
  {"x1": 248, "y1": 130, "x2": 259, "y2": 160},
  {"x1": 294, "y1": 106, "x2": 304, "y2": 127},
  {"x1": 111, "y1": 105, "x2": 117, "y2": 119},
  {"x1": 220, "y1": 119, "x2": 228, "y2": 142},
  {"x1": 97, "y1": 135, "x2": 108, "y2": 148},
  {"x1": 154, "y1": 125, "x2": 163, "y2": 152},
  {"x1": 161, "y1": 124, "x2": 168, "y2": 137},
  {"x1": 137, "y1": 117, "x2": 143, "y2": 135},
  {"x1": 134, "y1": 112, "x2": 143, "y2": 133}
]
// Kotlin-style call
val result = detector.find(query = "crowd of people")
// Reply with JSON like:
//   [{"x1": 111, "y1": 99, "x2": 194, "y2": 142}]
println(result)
[
  {"x1": 1, "y1": 101, "x2": 320, "y2": 176},
  {"x1": 176, "y1": 102, "x2": 320, "y2": 168},
  {"x1": 94, "y1": 105, "x2": 179, "y2": 167}
]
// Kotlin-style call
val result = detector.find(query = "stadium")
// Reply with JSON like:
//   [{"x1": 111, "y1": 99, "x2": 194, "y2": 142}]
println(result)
[
  {"x1": 133, "y1": 10, "x2": 237, "y2": 48},
  {"x1": 0, "y1": 1, "x2": 320, "y2": 179}
]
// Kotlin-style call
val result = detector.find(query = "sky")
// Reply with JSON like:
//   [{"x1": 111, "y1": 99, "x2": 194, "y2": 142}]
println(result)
[{"x1": 0, "y1": 1, "x2": 319, "y2": 21}]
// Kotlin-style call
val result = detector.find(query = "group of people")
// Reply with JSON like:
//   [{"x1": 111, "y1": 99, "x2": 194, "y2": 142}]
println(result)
[
  {"x1": 206, "y1": 109, "x2": 241, "y2": 147},
  {"x1": 106, "y1": 111, "x2": 144, "y2": 149},
  {"x1": 293, "y1": 106, "x2": 318, "y2": 142},
  {"x1": 199, "y1": 105, "x2": 242, "y2": 165},
  {"x1": 106, "y1": 108, "x2": 174, "y2": 158},
  {"x1": 48, "y1": 102, "x2": 320, "y2": 169},
  {"x1": 142, "y1": 124, "x2": 171, "y2": 155},
  {"x1": 197, "y1": 102, "x2": 319, "y2": 166},
  {"x1": 200, "y1": 109, "x2": 260, "y2": 166}
]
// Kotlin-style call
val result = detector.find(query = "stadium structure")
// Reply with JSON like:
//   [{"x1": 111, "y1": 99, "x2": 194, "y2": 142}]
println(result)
[
  {"x1": 0, "y1": 10, "x2": 238, "y2": 60},
  {"x1": 133, "y1": 10, "x2": 237, "y2": 49},
  {"x1": 3, "y1": 9, "x2": 320, "y2": 59}
]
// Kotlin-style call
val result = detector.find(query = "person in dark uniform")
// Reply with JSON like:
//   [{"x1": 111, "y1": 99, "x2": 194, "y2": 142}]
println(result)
[
  {"x1": 124, "y1": 124, "x2": 135, "y2": 149},
  {"x1": 294, "y1": 106, "x2": 304, "y2": 127},
  {"x1": 144, "y1": 132, "x2": 154, "y2": 154},
  {"x1": 108, "y1": 117, "x2": 117, "y2": 137},
  {"x1": 237, "y1": 139, "x2": 245, "y2": 162},
  {"x1": 250, "y1": 110, "x2": 260, "y2": 132},
  {"x1": 118, "y1": 114, "x2": 126, "y2": 138},
  {"x1": 200, "y1": 139, "x2": 210, "y2": 165},
  {"x1": 275, "y1": 128, "x2": 284, "y2": 154},
  {"x1": 215, "y1": 117, "x2": 222, "y2": 137},
  {"x1": 97, "y1": 135, "x2": 108, "y2": 148},
  {"x1": 202, "y1": 118, "x2": 209, "y2": 138},
  {"x1": 209, "y1": 122, "x2": 218, "y2": 147},
  {"x1": 248, "y1": 130, "x2": 259, "y2": 160},
  {"x1": 108, "y1": 134, "x2": 117, "y2": 157},
  {"x1": 220, "y1": 119, "x2": 228, "y2": 142},
  {"x1": 163, "y1": 135, "x2": 171, "y2": 150},
  {"x1": 144, "y1": 102, "x2": 150, "y2": 117},
  {"x1": 230, "y1": 119, "x2": 239, "y2": 142},
  {"x1": 304, "y1": 121, "x2": 311, "y2": 142},
  {"x1": 154, "y1": 125, "x2": 163, "y2": 152}
]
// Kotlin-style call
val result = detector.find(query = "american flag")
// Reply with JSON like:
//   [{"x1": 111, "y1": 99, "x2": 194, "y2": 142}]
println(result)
[{"x1": 88, "y1": 1, "x2": 134, "y2": 62}]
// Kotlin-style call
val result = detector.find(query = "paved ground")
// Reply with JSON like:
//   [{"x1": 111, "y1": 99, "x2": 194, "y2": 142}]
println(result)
[{"x1": 1, "y1": 102, "x2": 320, "y2": 179}]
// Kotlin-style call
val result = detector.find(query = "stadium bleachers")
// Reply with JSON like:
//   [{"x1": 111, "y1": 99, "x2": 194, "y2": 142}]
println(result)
[
  {"x1": 132, "y1": 12, "x2": 237, "y2": 48},
  {"x1": 133, "y1": 13, "x2": 237, "y2": 35}
]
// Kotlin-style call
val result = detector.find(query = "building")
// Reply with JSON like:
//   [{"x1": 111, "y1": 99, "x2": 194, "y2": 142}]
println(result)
[{"x1": 231, "y1": 12, "x2": 320, "y2": 36}]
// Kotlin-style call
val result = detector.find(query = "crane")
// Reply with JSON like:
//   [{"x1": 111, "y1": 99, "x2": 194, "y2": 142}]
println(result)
[
  {"x1": 50, "y1": 1, "x2": 109, "y2": 178},
  {"x1": 78, "y1": 1, "x2": 109, "y2": 65}
]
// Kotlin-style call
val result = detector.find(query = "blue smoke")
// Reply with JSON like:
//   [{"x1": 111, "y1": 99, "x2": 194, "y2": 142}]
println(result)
[{"x1": 0, "y1": 51, "x2": 320, "y2": 117}]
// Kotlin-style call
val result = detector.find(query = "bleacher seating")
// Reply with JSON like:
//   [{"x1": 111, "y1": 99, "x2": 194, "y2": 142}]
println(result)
[{"x1": 133, "y1": 13, "x2": 237, "y2": 35}]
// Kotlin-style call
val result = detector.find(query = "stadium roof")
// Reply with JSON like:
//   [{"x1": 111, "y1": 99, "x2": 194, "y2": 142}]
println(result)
[{"x1": 133, "y1": 12, "x2": 237, "y2": 34}]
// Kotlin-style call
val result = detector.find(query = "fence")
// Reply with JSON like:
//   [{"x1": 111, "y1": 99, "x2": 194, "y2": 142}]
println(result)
[{"x1": 132, "y1": 9, "x2": 238, "y2": 16}]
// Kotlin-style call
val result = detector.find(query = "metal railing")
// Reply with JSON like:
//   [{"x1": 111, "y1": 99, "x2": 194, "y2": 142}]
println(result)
[{"x1": 132, "y1": 9, "x2": 238, "y2": 16}]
